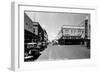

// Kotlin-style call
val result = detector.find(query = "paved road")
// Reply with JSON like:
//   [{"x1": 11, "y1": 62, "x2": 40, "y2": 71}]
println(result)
[{"x1": 37, "y1": 44, "x2": 90, "y2": 61}]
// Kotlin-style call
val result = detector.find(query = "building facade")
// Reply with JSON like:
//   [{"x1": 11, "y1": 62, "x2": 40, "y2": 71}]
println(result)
[
  {"x1": 24, "y1": 13, "x2": 48, "y2": 57},
  {"x1": 57, "y1": 19, "x2": 90, "y2": 46},
  {"x1": 57, "y1": 25, "x2": 85, "y2": 45}
]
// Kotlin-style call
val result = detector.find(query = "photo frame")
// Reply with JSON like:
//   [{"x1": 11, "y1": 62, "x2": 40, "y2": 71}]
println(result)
[{"x1": 11, "y1": 2, "x2": 97, "y2": 71}]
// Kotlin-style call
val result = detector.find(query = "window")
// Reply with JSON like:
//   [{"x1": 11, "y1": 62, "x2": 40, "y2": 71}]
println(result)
[{"x1": 33, "y1": 28, "x2": 35, "y2": 33}]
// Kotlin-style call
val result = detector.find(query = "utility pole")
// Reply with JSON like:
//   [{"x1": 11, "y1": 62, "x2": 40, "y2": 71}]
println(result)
[{"x1": 34, "y1": 12, "x2": 36, "y2": 22}]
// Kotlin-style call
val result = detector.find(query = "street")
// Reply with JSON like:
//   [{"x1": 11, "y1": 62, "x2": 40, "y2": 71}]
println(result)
[{"x1": 37, "y1": 44, "x2": 90, "y2": 61}]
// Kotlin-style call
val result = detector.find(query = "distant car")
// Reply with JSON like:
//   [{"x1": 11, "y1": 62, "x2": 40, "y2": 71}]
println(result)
[
  {"x1": 37, "y1": 41, "x2": 47, "y2": 51},
  {"x1": 52, "y1": 40, "x2": 58, "y2": 45}
]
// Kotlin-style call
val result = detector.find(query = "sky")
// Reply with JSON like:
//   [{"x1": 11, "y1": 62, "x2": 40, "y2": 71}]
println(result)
[{"x1": 25, "y1": 11, "x2": 90, "y2": 41}]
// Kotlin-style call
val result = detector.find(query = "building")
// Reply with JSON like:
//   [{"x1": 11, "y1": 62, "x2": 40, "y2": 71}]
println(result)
[
  {"x1": 24, "y1": 13, "x2": 48, "y2": 43},
  {"x1": 57, "y1": 18, "x2": 90, "y2": 46},
  {"x1": 43, "y1": 29, "x2": 48, "y2": 43},
  {"x1": 57, "y1": 25, "x2": 85, "y2": 45},
  {"x1": 84, "y1": 19, "x2": 90, "y2": 48},
  {"x1": 79, "y1": 18, "x2": 90, "y2": 48},
  {"x1": 24, "y1": 13, "x2": 39, "y2": 43},
  {"x1": 24, "y1": 13, "x2": 48, "y2": 57}
]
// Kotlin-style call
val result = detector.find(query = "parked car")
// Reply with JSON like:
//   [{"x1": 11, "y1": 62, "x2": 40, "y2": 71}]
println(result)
[{"x1": 24, "y1": 42, "x2": 38, "y2": 57}]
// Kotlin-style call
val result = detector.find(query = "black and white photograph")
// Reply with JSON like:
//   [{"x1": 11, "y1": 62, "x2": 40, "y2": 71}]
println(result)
[
  {"x1": 8, "y1": 0, "x2": 99, "y2": 71},
  {"x1": 24, "y1": 11, "x2": 90, "y2": 62}
]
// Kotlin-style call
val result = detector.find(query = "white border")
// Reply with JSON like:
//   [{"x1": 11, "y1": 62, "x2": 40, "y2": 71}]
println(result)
[{"x1": 11, "y1": 2, "x2": 97, "y2": 71}]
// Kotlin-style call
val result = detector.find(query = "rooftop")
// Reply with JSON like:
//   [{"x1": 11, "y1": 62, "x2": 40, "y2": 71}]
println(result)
[{"x1": 62, "y1": 25, "x2": 85, "y2": 29}]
